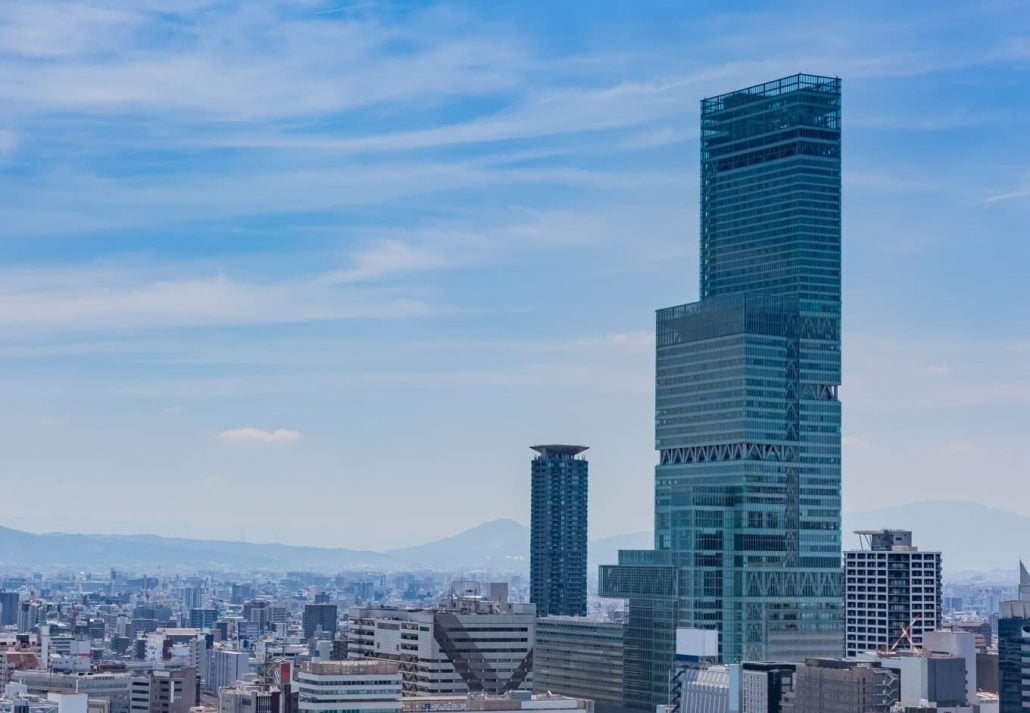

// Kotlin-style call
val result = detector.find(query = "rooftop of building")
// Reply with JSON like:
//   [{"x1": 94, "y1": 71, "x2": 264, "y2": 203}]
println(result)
[
  {"x1": 297, "y1": 660, "x2": 399, "y2": 676},
  {"x1": 530, "y1": 445, "x2": 588, "y2": 459},
  {"x1": 701, "y1": 73, "x2": 840, "y2": 111},
  {"x1": 399, "y1": 693, "x2": 589, "y2": 712}
]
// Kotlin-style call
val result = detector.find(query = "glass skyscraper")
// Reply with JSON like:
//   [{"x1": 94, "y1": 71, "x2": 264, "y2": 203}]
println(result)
[
  {"x1": 531, "y1": 444, "x2": 589, "y2": 618},
  {"x1": 600, "y1": 74, "x2": 844, "y2": 711}
]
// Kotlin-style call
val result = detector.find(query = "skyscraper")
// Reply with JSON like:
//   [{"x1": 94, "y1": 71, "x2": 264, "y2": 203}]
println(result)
[
  {"x1": 530, "y1": 445, "x2": 588, "y2": 618},
  {"x1": 600, "y1": 74, "x2": 844, "y2": 711}
]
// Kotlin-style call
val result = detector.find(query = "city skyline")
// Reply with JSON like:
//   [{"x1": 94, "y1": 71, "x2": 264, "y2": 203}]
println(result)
[{"x1": 1, "y1": 0, "x2": 1029, "y2": 549}]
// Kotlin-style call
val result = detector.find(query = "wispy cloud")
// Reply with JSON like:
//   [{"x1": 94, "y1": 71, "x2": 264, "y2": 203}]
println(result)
[{"x1": 218, "y1": 427, "x2": 302, "y2": 444}]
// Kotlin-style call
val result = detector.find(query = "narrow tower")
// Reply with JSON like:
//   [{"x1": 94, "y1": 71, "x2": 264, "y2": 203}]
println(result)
[{"x1": 530, "y1": 444, "x2": 589, "y2": 617}]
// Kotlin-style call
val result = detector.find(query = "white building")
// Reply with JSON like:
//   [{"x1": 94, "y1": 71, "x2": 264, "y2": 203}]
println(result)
[
  {"x1": 348, "y1": 597, "x2": 535, "y2": 696},
  {"x1": 207, "y1": 650, "x2": 250, "y2": 695},
  {"x1": 294, "y1": 661, "x2": 401, "y2": 713},
  {"x1": 845, "y1": 530, "x2": 941, "y2": 657}
]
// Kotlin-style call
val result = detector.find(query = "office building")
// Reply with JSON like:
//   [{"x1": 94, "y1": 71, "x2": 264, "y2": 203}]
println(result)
[
  {"x1": 397, "y1": 693, "x2": 591, "y2": 713},
  {"x1": 739, "y1": 662, "x2": 795, "y2": 713},
  {"x1": 0, "y1": 594, "x2": 19, "y2": 628},
  {"x1": 922, "y1": 630, "x2": 977, "y2": 707},
  {"x1": 780, "y1": 659, "x2": 896, "y2": 713},
  {"x1": 217, "y1": 681, "x2": 281, "y2": 713},
  {"x1": 129, "y1": 669, "x2": 198, "y2": 713},
  {"x1": 845, "y1": 530, "x2": 941, "y2": 657},
  {"x1": 301, "y1": 605, "x2": 337, "y2": 640},
  {"x1": 13, "y1": 672, "x2": 131, "y2": 713},
  {"x1": 600, "y1": 73, "x2": 844, "y2": 711},
  {"x1": 206, "y1": 649, "x2": 250, "y2": 694},
  {"x1": 534, "y1": 617, "x2": 623, "y2": 713},
  {"x1": 348, "y1": 597, "x2": 535, "y2": 695},
  {"x1": 673, "y1": 664, "x2": 734, "y2": 713},
  {"x1": 999, "y1": 599, "x2": 1030, "y2": 713},
  {"x1": 530, "y1": 445, "x2": 588, "y2": 618},
  {"x1": 294, "y1": 660, "x2": 401, "y2": 713},
  {"x1": 189, "y1": 610, "x2": 218, "y2": 631}
]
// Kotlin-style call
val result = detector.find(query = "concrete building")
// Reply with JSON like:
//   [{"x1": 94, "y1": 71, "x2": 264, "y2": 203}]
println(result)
[
  {"x1": 206, "y1": 650, "x2": 250, "y2": 695},
  {"x1": 129, "y1": 669, "x2": 198, "y2": 713},
  {"x1": 845, "y1": 530, "x2": 942, "y2": 657},
  {"x1": 294, "y1": 660, "x2": 401, "y2": 713},
  {"x1": 922, "y1": 630, "x2": 977, "y2": 707},
  {"x1": 533, "y1": 618, "x2": 622, "y2": 713},
  {"x1": 739, "y1": 662, "x2": 795, "y2": 713},
  {"x1": 13, "y1": 671, "x2": 131, "y2": 713},
  {"x1": 780, "y1": 659, "x2": 897, "y2": 713},
  {"x1": 348, "y1": 598, "x2": 535, "y2": 696},
  {"x1": 398, "y1": 693, "x2": 592, "y2": 713},
  {"x1": 530, "y1": 445, "x2": 588, "y2": 618},
  {"x1": 600, "y1": 73, "x2": 844, "y2": 710},
  {"x1": 673, "y1": 665, "x2": 734, "y2": 713},
  {"x1": 217, "y1": 681, "x2": 281, "y2": 713},
  {"x1": 301, "y1": 606, "x2": 337, "y2": 641}
]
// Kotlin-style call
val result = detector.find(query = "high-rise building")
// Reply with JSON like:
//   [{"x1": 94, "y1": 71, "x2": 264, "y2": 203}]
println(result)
[
  {"x1": 845, "y1": 529, "x2": 942, "y2": 657},
  {"x1": 600, "y1": 73, "x2": 844, "y2": 711},
  {"x1": 348, "y1": 597, "x2": 535, "y2": 696},
  {"x1": 533, "y1": 617, "x2": 623, "y2": 713},
  {"x1": 530, "y1": 445, "x2": 588, "y2": 618},
  {"x1": 302, "y1": 604, "x2": 337, "y2": 640},
  {"x1": 999, "y1": 598, "x2": 1030, "y2": 713}
]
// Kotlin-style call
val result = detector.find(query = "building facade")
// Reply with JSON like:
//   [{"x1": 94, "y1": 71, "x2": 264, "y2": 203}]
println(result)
[
  {"x1": 302, "y1": 605, "x2": 338, "y2": 640},
  {"x1": 600, "y1": 73, "x2": 844, "y2": 711},
  {"x1": 129, "y1": 669, "x2": 198, "y2": 713},
  {"x1": 348, "y1": 599, "x2": 534, "y2": 696},
  {"x1": 999, "y1": 599, "x2": 1030, "y2": 713},
  {"x1": 533, "y1": 617, "x2": 622, "y2": 713},
  {"x1": 845, "y1": 529, "x2": 942, "y2": 657},
  {"x1": 530, "y1": 446, "x2": 588, "y2": 618},
  {"x1": 294, "y1": 660, "x2": 401, "y2": 713},
  {"x1": 780, "y1": 659, "x2": 896, "y2": 713}
]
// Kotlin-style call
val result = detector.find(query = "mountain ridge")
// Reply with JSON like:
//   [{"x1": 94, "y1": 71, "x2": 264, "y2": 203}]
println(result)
[{"x1": 0, "y1": 499, "x2": 1023, "y2": 573}]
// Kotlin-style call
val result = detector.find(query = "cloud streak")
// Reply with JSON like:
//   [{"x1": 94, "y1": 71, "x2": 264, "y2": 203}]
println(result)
[{"x1": 218, "y1": 427, "x2": 302, "y2": 444}]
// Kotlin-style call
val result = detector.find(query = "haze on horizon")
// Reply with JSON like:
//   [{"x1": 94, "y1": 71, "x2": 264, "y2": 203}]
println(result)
[{"x1": 0, "y1": 0, "x2": 1027, "y2": 551}]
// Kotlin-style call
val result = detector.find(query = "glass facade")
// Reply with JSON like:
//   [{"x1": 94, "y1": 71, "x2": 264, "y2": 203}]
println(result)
[
  {"x1": 531, "y1": 445, "x2": 589, "y2": 618},
  {"x1": 600, "y1": 74, "x2": 843, "y2": 711}
]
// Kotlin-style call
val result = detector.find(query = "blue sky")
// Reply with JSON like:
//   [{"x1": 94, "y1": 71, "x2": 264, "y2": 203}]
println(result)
[{"x1": 0, "y1": 0, "x2": 1028, "y2": 549}]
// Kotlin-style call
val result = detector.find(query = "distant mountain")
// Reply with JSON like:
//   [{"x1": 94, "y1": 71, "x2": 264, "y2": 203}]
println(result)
[
  {"x1": 844, "y1": 500, "x2": 1030, "y2": 572},
  {"x1": 387, "y1": 519, "x2": 529, "y2": 570},
  {"x1": 0, "y1": 518, "x2": 644, "y2": 574},
  {"x1": 1, "y1": 500, "x2": 1018, "y2": 575}
]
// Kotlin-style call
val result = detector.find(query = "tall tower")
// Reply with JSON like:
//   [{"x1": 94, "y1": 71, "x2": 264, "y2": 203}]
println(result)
[
  {"x1": 601, "y1": 74, "x2": 843, "y2": 711},
  {"x1": 530, "y1": 444, "x2": 589, "y2": 618}
]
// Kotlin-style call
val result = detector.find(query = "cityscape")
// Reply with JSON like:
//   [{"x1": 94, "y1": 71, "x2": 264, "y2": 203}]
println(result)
[{"x1": 1, "y1": 3, "x2": 1028, "y2": 713}]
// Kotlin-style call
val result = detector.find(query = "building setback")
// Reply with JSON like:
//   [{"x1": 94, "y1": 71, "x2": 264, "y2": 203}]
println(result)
[
  {"x1": 530, "y1": 445, "x2": 588, "y2": 618},
  {"x1": 533, "y1": 617, "x2": 623, "y2": 713},
  {"x1": 845, "y1": 529, "x2": 942, "y2": 657},
  {"x1": 600, "y1": 73, "x2": 844, "y2": 711}
]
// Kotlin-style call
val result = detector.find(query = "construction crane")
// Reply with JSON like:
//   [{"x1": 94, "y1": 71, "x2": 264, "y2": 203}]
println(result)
[{"x1": 888, "y1": 616, "x2": 923, "y2": 654}]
